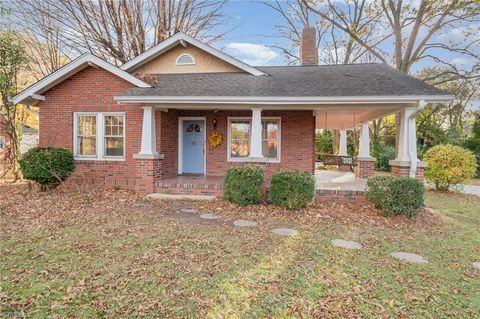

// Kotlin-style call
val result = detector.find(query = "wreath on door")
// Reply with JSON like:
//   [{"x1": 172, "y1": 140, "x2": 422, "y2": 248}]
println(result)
[{"x1": 208, "y1": 130, "x2": 223, "y2": 149}]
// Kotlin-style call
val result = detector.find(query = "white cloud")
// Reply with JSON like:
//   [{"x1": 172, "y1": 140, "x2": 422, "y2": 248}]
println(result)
[
  {"x1": 437, "y1": 24, "x2": 480, "y2": 44},
  {"x1": 225, "y1": 42, "x2": 278, "y2": 66}
]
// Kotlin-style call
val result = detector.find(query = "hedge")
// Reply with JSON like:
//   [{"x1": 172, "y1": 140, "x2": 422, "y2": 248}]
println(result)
[
  {"x1": 366, "y1": 176, "x2": 424, "y2": 218},
  {"x1": 269, "y1": 170, "x2": 316, "y2": 210},
  {"x1": 223, "y1": 166, "x2": 264, "y2": 205}
]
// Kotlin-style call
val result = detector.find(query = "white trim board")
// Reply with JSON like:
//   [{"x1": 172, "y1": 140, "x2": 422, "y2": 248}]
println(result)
[
  {"x1": 114, "y1": 94, "x2": 453, "y2": 105},
  {"x1": 177, "y1": 117, "x2": 207, "y2": 175},
  {"x1": 120, "y1": 32, "x2": 266, "y2": 76},
  {"x1": 11, "y1": 53, "x2": 150, "y2": 105}
]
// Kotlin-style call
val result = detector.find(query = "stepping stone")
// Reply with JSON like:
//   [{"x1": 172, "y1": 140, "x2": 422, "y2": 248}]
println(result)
[
  {"x1": 330, "y1": 239, "x2": 362, "y2": 250},
  {"x1": 472, "y1": 262, "x2": 480, "y2": 270},
  {"x1": 200, "y1": 213, "x2": 219, "y2": 220},
  {"x1": 391, "y1": 252, "x2": 428, "y2": 264},
  {"x1": 233, "y1": 219, "x2": 257, "y2": 227},
  {"x1": 169, "y1": 203, "x2": 192, "y2": 209},
  {"x1": 180, "y1": 208, "x2": 198, "y2": 213},
  {"x1": 131, "y1": 202, "x2": 153, "y2": 209},
  {"x1": 272, "y1": 228, "x2": 298, "y2": 236}
]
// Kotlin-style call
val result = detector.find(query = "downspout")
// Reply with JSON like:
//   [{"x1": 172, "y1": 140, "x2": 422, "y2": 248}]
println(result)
[{"x1": 408, "y1": 100, "x2": 426, "y2": 178}]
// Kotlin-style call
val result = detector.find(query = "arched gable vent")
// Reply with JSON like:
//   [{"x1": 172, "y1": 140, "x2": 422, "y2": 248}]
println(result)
[{"x1": 175, "y1": 53, "x2": 195, "y2": 65}]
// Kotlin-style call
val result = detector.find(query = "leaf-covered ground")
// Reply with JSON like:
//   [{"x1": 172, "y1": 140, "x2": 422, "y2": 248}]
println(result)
[{"x1": 1, "y1": 184, "x2": 479, "y2": 318}]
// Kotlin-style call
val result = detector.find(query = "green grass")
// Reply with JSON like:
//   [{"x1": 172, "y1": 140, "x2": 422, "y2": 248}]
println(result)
[{"x1": 1, "y1": 187, "x2": 479, "y2": 318}]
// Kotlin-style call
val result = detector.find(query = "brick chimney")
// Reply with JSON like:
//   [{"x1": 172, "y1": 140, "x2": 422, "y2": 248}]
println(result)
[{"x1": 300, "y1": 27, "x2": 318, "y2": 65}]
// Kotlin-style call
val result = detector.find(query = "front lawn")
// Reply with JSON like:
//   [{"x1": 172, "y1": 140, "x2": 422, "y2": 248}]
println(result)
[{"x1": 1, "y1": 185, "x2": 479, "y2": 318}]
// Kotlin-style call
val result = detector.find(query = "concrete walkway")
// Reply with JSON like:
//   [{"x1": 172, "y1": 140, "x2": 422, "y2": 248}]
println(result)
[
  {"x1": 458, "y1": 184, "x2": 480, "y2": 197},
  {"x1": 315, "y1": 171, "x2": 366, "y2": 192}
]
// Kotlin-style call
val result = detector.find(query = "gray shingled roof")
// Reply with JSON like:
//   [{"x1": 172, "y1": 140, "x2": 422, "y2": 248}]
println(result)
[{"x1": 121, "y1": 63, "x2": 449, "y2": 97}]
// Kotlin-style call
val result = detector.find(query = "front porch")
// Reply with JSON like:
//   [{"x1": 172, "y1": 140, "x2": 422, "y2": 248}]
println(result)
[{"x1": 123, "y1": 90, "x2": 442, "y2": 198}]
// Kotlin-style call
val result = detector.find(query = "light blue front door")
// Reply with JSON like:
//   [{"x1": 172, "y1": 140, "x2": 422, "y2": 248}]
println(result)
[{"x1": 182, "y1": 120, "x2": 205, "y2": 174}]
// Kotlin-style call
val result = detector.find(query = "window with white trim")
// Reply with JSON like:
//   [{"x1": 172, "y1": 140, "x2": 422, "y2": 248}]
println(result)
[
  {"x1": 228, "y1": 118, "x2": 280, "y2": 161},
  {"x1": 74, "y1": 112, "x2": 125, "y2": 160},
  {"x1": 175, "y1": 53, "x2": 195, "y2": 65}
]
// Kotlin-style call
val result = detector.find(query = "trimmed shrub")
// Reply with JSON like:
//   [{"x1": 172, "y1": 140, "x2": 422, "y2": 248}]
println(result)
[
  {"x1": 223, "y1": 166, "x2": 264, "y2": 205},
  {"x1": 269, "y1": 170, "x2": 316, "y2": 210},
  {"x1": 423, "y1": 144, "x2": 477, "y2": 191},
  {"x1": 19, "y1": 147, "x2": 74, "y2": 187},
  {"x1": 366, "y1": 176, "x2": 424, "y2": 218}
]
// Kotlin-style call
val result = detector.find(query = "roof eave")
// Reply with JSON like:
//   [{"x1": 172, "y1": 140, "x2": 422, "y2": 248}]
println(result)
[
  {"x1": 114, "y1": 95, "x2": 454, "y2": 105},
  {"x1": 10, "y1": 53, "x2": 151, "y2": 105}
]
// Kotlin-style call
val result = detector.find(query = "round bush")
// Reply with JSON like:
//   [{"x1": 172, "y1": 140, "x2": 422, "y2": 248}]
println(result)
[
  {"x1": 19, "y1": 147, "x2": 74, "y2": 186},
  {"x1": 423, "y1": 144, "x2": 477, "y2": 191},
  {"x1": 269, "y1": 170, "x2": 316, "y2": 210},
  {"x1": 223, "y1": 166, "x2": 264, "y2": 205},
  {"x1": 366, "y1": 176, "x2": 424, "y2": 218}
]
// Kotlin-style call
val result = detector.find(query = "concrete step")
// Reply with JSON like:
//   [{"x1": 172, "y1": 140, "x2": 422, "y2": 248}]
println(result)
[{"x1": 146, "y1": 193, "x2": 216, "y2": 201}]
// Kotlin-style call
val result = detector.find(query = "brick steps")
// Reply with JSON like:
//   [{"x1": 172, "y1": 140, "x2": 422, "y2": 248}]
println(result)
[{"x1": 154, "y1": 180, "x2": 223, "y2": 196}]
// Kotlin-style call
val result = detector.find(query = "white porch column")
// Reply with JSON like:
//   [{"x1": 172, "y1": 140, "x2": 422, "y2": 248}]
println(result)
[
  {"x1": 338, "y1": 129, "x2": 348, "y2": 156},
  {"x1": 137, "y1": 106, "x2": 158, "y2": 157},
  {"x1": 390, "y1": 101, "x2": 427, "y2": 178},
  {"x1": 249, "y1": 108, "x2": 264, "y2": 159},
  {"x1": 395, "y1": 108, "x2": 415, "y2": 162},
  {"x1": 358, "y1": 122, "x2": 371, "y2": 158}
]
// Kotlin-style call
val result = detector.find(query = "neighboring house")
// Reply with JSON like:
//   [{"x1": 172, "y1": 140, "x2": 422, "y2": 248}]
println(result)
[
  {"x1": 11, "y1": 28, "x2": 452, "y2": 196},
  {"x1": 20, "y1": 124, "x2": 39, "y2": 154}
]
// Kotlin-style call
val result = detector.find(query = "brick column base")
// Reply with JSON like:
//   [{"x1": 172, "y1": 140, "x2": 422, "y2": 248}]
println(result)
[
  {"x1": 135, "y1": 158, "x2": 162, "y2": 195},
  {"x1": 355, "y1": 158, "x2": 376, "y2": 179},
  {"x1": 338, "y1": 164, "x2": 351, "y2": 172},
  {"x1": 389, "y1": 160, "x2": 426, "y2": 181}
]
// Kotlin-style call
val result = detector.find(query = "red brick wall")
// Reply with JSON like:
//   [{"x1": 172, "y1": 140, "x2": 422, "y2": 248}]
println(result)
[
  {"x1": 38, "y1": 66, "x2": 143, "y2": 189},
  {"x1": 355, "y1": 160, "x2": 376, "y2": 179},
  {"x1": 172, "y1": 110, "x2": 315, "y2": 183},
  {"x1": 391, "y1": 165, "x2": 425, "y2": 180},
  {"x1": 158, "y1": 110, "x2": 179, "y2": 178}
]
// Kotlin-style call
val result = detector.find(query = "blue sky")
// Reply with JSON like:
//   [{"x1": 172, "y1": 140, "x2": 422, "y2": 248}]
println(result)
[{"x1": 216, "y1": 1, "x2": 289, "y2": 66}]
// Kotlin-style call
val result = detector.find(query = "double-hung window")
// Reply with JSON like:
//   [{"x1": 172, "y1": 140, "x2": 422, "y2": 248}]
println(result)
[
  {"x1": 228, "y1": 117, "x2": 280, "y2": 162},
  {"x1": 74, "y1": 112, "x2": 125, "y2": 160}
]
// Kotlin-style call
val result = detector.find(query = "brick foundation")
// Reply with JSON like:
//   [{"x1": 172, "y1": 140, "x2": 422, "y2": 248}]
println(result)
[
  {"x1": 316, "y1": 189, "x2": 366, "y2": 205},
  {"x1": 338, "y1": 164, "x2": 351, "y2": 172},
  {"x1": 135, "y1": 159, "x2": 162, "y2": 194},
  {"x1": 390, "y1": 165, "x2": 425, "y2": 180},
  {"x1": 355, "y1": 158, "x2": 376, "y2": 179}
]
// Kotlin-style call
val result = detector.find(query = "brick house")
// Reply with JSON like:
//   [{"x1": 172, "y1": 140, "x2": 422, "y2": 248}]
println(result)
[{"x1": 11, "y1": 29, "x2": 451, "y2": 198}]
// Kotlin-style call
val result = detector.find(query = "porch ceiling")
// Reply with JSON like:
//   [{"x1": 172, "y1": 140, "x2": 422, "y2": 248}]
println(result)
[{"x1": 315, "y1": 105, "x2": 403, "y2": 129}]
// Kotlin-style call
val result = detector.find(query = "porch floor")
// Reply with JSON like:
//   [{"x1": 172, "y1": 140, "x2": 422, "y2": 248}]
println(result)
[
  {"x1": 155, "y1": 171, "x2": 366, "y2": 194},
  {"x1": 315, "y1": 170, "x2": 366, "y2": 192}
]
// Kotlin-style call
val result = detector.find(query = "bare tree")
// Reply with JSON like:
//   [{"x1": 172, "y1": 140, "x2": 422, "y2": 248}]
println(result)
[
  {"x1": 265, "y1": 0, "x2": 383, "y2": 65},
  {"x1": 12, "y1": 0, "x2": 228, "y2": 65},
  {"x1": 14, "y1": 1, "x2": 67, "y2": 80}
]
